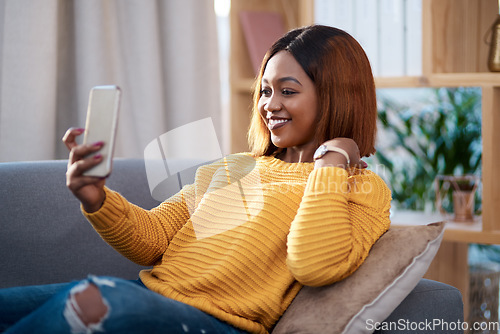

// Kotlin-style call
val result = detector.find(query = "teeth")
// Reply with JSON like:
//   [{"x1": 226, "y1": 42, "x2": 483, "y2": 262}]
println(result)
[{"x1": 268, "y1": 119, "x2": 289, "y2": 125}]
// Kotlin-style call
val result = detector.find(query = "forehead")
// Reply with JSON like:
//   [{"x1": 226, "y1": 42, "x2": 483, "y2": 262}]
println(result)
[{"x1": 262, "y1": 51, "x2": 307, "y2": 81}]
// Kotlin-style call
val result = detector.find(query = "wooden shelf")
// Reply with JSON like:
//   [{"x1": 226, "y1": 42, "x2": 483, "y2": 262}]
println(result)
[
  {"x1": 391, "y1": 210, "x2": 500, "y2": 244},
  {"x1": 238, "y1": 72, "x2": 500, "y2": 94},
  {"x1": 376, "y1": 73, "x2": 500, "y2": 88}
]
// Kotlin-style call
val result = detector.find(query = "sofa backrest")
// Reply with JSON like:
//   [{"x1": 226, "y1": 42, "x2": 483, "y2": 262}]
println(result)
[{"x1": 0, "y1": 158, "x2": 200, "y2": 288}]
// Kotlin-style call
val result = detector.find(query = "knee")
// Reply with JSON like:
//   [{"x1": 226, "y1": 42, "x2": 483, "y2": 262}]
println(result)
[
  {"x1": 73, "y1": 283, "x2": 108, "y2": 325},
  {"x1": 65, "y1": 281, "x2": 109, "y2": 330}
]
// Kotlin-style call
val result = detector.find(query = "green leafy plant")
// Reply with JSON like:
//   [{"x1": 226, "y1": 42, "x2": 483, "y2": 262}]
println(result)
[{"x1": 370, "y1": 87, "x2": 482, "y2": 211}]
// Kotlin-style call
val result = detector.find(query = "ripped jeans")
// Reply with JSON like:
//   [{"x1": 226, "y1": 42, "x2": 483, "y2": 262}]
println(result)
[{"x1": 0, "y1": 276, "x2": 247, "y2": 334}]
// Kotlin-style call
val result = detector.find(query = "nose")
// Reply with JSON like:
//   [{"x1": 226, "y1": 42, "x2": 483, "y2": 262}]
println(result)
[{"x1": 264, "y1": 94, "x2": 282, "y2": 113}]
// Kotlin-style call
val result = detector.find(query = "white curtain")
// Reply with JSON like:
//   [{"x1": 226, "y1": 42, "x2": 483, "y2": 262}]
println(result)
[{"x1": 0, "y1": 0, "x2": 221, "y2": 162}]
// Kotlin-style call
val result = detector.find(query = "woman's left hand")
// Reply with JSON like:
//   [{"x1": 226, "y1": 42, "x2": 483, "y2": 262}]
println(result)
[{"x1": 313, "y1": 138, "x2": 368, "y2": 169}]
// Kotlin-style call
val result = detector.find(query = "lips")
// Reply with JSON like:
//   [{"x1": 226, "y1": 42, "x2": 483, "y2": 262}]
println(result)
[{"x1": 267, "y1": 118, "x2": 290, "y2": 130}]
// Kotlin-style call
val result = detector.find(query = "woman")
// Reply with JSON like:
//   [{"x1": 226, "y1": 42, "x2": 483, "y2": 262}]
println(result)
[{"x1": 0, "y1": 25, "x2": 391, "y2": 334}]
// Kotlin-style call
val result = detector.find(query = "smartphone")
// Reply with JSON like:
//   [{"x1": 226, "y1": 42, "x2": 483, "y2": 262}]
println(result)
[{"x1": 82, "y1": 85, "x2": 121, "y2": 177}]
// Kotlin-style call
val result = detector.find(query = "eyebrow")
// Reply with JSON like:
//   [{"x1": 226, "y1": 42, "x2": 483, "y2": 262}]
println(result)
[{"x1": 262, "y1": 76, "x2": 302, "y2": 86}]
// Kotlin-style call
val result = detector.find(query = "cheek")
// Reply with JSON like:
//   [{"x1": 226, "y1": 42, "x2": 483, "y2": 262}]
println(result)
[
  {"x1": 292, "y1": 99, "x2": 318, "y2": 122},
  {"x1": 309, "y1": 100, "x2": 320, "y2": 123}
]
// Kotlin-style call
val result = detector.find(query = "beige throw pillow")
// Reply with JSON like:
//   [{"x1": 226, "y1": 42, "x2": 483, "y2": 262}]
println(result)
[{"x1": 272, "y1": 222, "x2": 445, "y2": 334}]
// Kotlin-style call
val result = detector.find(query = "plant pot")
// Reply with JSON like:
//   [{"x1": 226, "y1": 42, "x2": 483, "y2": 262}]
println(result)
[
  {"x1": 434, "y1": 174, "x2": 480, "y2": 223},
  {"x1": 452, "y1": 190, "x2": 475, "y2": 222}
]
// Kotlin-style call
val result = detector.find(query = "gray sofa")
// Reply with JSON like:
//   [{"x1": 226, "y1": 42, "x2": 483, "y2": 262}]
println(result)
[{"x1": 0, "y1": 159, "x2": 464, "y2": 333}]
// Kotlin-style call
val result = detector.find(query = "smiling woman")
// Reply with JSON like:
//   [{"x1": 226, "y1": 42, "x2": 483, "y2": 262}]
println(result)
[
  {"x1": 0, "y1": 25, "x2": 390, "y2": 334},
  {"x1": 258, "y1": 51, "x2": 319, "y2": 159},
  {"x1": 248, "y1": 25, "x2": 377, "y2": 161}
]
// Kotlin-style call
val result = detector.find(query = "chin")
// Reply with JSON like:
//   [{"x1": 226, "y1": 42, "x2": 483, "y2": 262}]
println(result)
[{"x1": 270, "y1": 139, "x2": 287, "y2": 149}]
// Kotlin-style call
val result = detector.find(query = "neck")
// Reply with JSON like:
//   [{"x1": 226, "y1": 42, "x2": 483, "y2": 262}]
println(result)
[{"x1": 279, "y1": 147, "x2": 315, "y2": 163}]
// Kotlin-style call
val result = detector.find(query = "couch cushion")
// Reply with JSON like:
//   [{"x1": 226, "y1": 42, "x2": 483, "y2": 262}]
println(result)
[
  {"x1": 0, "y1": 159, "x2": 161, "y2": 288},
  {"x1": 272, "y1": 222, "x2": 445, "y2": 334}
]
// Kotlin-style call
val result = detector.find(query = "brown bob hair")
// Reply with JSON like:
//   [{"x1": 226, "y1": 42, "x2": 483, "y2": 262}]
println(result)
[{"x1": 248, "y1": 25, "x2": 377, "y2": 157}]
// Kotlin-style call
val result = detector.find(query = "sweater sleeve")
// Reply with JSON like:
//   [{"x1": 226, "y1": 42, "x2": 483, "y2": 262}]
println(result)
[
  {"x1": 83, "y1": 183, "x2": 196, "y2": 266},
  {"x1": 286, "y1": 166, "x2": 391, "y2": 286}
]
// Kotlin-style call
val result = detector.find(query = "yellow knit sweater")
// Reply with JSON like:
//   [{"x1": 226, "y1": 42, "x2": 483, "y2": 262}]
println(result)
[{"x1": 84, "y1": 154, "x2": 391, "y2": 333}]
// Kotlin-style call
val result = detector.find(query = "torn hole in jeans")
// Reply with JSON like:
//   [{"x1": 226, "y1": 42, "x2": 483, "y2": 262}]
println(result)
[{"x1": 63, "y1": 277, "x2": 112, "y2": 334}]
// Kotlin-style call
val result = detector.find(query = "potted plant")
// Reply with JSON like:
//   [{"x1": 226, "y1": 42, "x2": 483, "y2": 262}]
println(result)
[
  {"x1": 434, "y1": 175, "x2": 480, "y2": 222},
  {"x1": 452, "y1": 177, "x2": 477, "y2": 221},
  {"x1": 372, "y1": 87, "x2": 482, "y2": 213}
]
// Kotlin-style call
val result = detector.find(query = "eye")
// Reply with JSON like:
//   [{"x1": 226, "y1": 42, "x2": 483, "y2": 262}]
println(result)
[
  {"x1": 260, "y1": 88, "x2": 272, "y2": 97},
  {"x1": 282, "y1": 89, "x2": 296, "y2": 96}
]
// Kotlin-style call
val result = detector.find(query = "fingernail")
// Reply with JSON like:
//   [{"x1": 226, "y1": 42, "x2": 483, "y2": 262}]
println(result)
[
  {"x1": 75, "y1": 128, "x2": 85, "y2": 132},
  {"x1": 94, "y1": 154, "x2": 102, "y2": 159},
  {"x1": 93, "y1": 141, "x2": 104, "y2": 147},
  {"x1": 362, "y1": 161, "x2": 368, "y2": 168}
]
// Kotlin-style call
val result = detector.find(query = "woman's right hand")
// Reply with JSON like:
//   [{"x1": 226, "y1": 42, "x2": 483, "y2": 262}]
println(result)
[{"x1": 62, "y1": 128, "x2": 107, "y2": 213}]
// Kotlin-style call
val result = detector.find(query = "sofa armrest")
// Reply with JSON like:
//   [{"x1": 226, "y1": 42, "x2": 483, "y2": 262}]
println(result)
[{"x1": 374, "y1": 279, "x2": 464, "y2": 334}]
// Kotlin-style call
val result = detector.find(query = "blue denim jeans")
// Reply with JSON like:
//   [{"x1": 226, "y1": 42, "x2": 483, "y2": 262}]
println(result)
[{"x1": 0, "y1": 276, "x2": 248, "y2": 334}]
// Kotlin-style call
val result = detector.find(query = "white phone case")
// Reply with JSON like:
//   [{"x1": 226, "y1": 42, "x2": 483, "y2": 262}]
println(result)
[{"x1": 82, "y1": 85, "x2": 121, "y2": 177}]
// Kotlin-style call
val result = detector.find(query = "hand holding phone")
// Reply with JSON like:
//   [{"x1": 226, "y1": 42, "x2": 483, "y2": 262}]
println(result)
[{"x1": 82, "y1": 85, "x2": 121, "y2": 177}]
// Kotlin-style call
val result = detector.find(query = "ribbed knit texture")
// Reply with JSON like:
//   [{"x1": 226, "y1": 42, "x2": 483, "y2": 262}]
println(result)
[{"x1": 84, "y1": 153, "x2": 391, "y2": 333}]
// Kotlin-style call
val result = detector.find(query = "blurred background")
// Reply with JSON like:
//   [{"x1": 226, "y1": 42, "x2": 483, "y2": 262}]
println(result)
[{"x1": 1, "y1": 0, "x2": 498, "y2": 331}]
